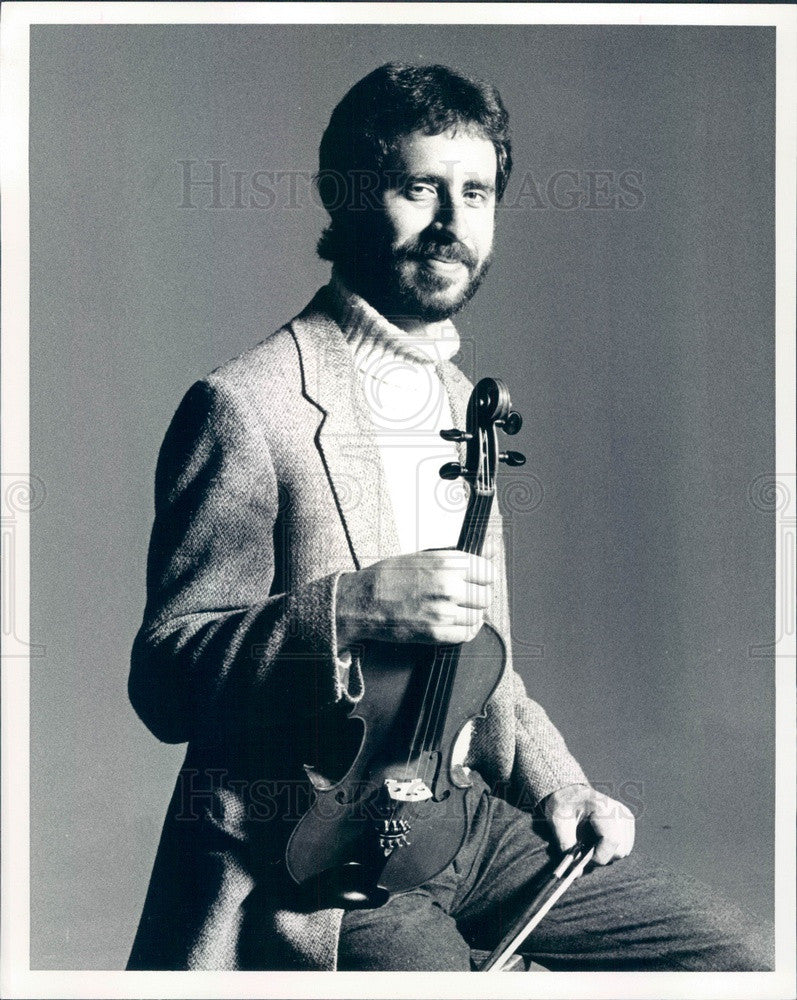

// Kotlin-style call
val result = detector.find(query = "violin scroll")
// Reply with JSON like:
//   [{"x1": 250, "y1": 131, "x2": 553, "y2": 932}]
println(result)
[{"x1": 438, "y1": 378, "x2": 526, "y2": 491}]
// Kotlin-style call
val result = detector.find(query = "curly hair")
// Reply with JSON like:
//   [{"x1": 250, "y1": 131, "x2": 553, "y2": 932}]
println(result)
[{"x1": 316, "y1": 63, "x2": 512, "y2": 264}]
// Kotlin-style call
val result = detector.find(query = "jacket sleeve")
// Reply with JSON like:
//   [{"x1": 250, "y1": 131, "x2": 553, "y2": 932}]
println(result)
[
  {"x1": 509, "y1": 670, "x2": 590, "y2": 806},
  {"x1": 497, "y1": 523, "x2": 590, "y2": 806},
  {"x1": 128, "y1": 378, "x2": 361, "y2": 745}
]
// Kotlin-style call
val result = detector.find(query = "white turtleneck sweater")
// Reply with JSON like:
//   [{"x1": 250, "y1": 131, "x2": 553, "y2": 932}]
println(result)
[{"x1": 327, "y1": 273, "x2": 467, "y2": 555}]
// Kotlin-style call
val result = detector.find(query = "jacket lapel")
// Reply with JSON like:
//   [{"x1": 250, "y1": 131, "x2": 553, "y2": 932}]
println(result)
[{"x1": 289, "y1": 292, "x2": 401, "y2": 568}]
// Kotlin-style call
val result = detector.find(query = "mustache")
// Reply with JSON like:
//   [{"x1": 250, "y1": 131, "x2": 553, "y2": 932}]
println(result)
[{"x1": 399, "y1": 237, "x2": 478, "y2": 270}]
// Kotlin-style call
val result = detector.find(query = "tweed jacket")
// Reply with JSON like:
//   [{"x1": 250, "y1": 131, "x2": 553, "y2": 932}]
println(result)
[{"x1": 127, "y1": 287, "x2": 588, "y2": 970}]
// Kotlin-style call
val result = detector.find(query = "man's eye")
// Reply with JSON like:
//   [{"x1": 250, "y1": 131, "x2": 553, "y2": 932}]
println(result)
[
  {"x1": 464, "y1": 189, "x2": 489, "y2": 205},
  {"x1": 406, "y1": 183, "x2": 437, "y2": 200}
]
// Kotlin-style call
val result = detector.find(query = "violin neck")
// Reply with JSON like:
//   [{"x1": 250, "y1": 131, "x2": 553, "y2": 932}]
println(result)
[{"x1": 456, "y1": 491, "x2": 493, "y2": 556}]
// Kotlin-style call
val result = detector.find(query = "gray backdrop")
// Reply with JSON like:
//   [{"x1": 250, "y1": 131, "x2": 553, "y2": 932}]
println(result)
[{"x1": 29, "y1": 24, "x2": 775, "y2": 969}]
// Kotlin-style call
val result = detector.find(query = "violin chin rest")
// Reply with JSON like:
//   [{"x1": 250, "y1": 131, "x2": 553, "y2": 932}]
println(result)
[{"x1": 305, "y1": 862, "x2": 390, "y2": 910}]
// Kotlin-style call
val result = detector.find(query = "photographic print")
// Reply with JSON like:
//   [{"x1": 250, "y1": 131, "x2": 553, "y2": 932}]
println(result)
[{"x1": 1, "y1": 3, "x2": 794, "y2": 998}]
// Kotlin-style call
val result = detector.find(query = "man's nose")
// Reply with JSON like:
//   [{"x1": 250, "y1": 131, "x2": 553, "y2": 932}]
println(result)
[{"x1": 433, "y1": 194, "x2": 469, "y2": 241}]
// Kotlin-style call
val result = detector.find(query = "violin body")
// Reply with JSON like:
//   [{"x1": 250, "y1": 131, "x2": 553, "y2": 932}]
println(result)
[
  {"x1": 286, "y1": 623, "x2": 506, "y2": 896},
  {"x1": 285, "y1": 378, "x2": 524, "y2": 907}
]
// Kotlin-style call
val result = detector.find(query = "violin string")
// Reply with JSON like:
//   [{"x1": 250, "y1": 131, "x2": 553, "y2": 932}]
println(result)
[
  {"x1": 416, "y1": 452, "x2": 494, "y2": 786},
  {"x1": 400, "y1": 646, "x2": 448, "y2": 798},
  {"x1": 412, "y1": 481, "x2": 482, "y2": 779},
  {"x1": 422, "y1": 496, "x2": 484, "y2": 755},
  {"x1": 392, "y1": 553, "x2": 467, "y2": 823},
  {"x1": 415, "y1": 648, "x2": 456, "y2": 779},
  {"x1": 394, "y1": 645, "x2": 460, "y2": 837},
  {"x1": 419, "y1": 442, "x2": 492, "y2": 767},
  {"x1": 432, "y1": 438, "x2": 494, "y2": 748},
  {"x1": 403, "y1": 643, "x2": 444, "y2": 770},
  {"x1": 402, "y1": 437, "x2": 484, "y2": 783},
  {"x1": 420, "y1": 491, "x2": 491, "y2": 770}
]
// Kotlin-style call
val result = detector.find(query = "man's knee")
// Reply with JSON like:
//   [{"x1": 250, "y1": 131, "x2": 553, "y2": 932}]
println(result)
[
  {"x1": 609, "y1": 857, "x2": 775, "y2": 971},
  {"x1": 338, "y1": 894, "x2": 471, "y2": 971}
]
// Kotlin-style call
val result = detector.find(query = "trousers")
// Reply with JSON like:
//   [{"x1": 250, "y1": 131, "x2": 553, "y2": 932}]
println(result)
[{"x1": 338, "y1": 775, "x2": 774, "y2": 971}]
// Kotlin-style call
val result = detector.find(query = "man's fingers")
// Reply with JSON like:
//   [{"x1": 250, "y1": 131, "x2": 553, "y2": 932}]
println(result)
[
  {"x1": 589, "y1": 801, "x2": 635, "y2": 865},
  {"x1": 587, "y1": 812, "x2": 617, "y2": 865},
  {"x1": 549, "y1": 812, "x2": 580, "y2": 853},
  {"x1": 460, "y1": 553, "x2": 494, "y2": 586},
  {"x1": 456, "y1": 579, "x2": 493, "y2": 610},
  {"x1": 425, "y1": 599, "x2": 485, "y2": 627},
  {"x1": 591, "y1": 834, "x2": 621, "y2": 866},
  {"x1": 422, "y1": 550, "x2": 494, "y2": 593},
  {"x1": 481, "y1": 536, "x2": 498, "y2": 561},
  {"x1": 617, "y1": 802, "x2": 635, "y2": 857}
]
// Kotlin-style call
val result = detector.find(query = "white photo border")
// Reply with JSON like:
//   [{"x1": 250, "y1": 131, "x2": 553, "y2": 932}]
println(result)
[{"x1": 1, "y1": 3, "x2": 794, "y2": 999}]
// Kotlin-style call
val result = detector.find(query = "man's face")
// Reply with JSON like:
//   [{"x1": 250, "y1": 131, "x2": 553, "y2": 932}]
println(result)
[{"x1": 348, "y1": 128, "x2": 498, "y2": 323}]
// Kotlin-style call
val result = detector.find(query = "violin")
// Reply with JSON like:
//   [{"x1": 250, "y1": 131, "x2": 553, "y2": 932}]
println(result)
[{"x1": 286, "y1": 378, "x2": 525, "y2": 908}]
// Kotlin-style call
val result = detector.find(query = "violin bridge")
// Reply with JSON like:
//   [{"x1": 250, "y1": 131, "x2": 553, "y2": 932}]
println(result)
[{"x1": 384, "y1": 778, "x2": 433, "y2": 802}]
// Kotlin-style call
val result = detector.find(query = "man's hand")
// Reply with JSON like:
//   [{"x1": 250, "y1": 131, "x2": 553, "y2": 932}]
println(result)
[
  {"x1": 543, "y1": 783, "x2": 635, "y2": 867},
  {"x1": 336, "y1": 550, "x2": 494, "y2": 649}
]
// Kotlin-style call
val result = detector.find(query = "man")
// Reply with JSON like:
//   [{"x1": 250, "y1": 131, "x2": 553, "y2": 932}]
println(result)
[{"x1": 127, "y1": 63, "x2": 771, "y2": 971}]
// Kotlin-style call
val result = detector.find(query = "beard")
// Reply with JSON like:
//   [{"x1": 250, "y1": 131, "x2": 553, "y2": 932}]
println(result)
[{"x1": 337, "y1": 222, "x2": 493, "y2": 324}]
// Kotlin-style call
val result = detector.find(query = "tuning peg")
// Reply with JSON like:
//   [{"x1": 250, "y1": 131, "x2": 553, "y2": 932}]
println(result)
[
  {"x1": 439, "y1": 462, "x2": 464, "y2": 480},
  {"x1": 439, "y1": 428, "x2": 473, "y2": 442},
  {"x1": 498, "y1": 411, "x2": 523, "y2": 436},
  {"x1": 499, "y1": 451, "x2": 526, "y2": 467}
]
